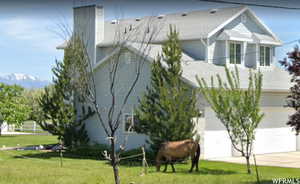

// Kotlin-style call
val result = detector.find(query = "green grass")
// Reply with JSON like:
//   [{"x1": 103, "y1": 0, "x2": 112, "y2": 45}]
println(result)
[
  {"x1": 0, "y1": 150, "x2": 299, "y2": 184},
  {"x1": 0, "y1": 135, "x2": 57, "y2": 147},
  {"x1": 0, "y1": 135, "x2": 299, "y2": 184}
]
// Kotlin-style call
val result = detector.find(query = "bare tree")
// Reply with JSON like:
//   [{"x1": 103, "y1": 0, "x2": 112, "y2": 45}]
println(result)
[{"x1": 64, "y1": 17, "x2": 162, "y2": 184}]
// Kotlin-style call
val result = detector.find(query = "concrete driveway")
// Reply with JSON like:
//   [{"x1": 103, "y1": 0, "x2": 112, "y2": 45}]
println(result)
[{"x1": 208, "y1": 152, "x2": 300, "y2": 168}]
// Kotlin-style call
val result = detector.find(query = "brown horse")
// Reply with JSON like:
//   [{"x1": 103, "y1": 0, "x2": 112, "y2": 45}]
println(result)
[{"x1": 156, "y1": 139, "x2": 200, "y2": 172}]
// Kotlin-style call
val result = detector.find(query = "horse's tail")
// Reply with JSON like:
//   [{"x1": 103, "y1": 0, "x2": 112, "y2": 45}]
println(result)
[{"x1": 195, "y1": 142, "x2": 201, "y2": 163}]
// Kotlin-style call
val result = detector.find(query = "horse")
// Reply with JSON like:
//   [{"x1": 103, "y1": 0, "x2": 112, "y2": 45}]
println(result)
[{"x1": 156, "y1": 139, "x2": 200, "y2": 173}]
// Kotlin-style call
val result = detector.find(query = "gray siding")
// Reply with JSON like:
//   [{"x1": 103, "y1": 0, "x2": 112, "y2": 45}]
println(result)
[
  {"x1": 85, "y1": 50, "x2": 151, "y2": 149},
  {"x1": 96, "y1": 47, "x2": 113, "y2": 62},
  {"x1": 181, "y1": 40, "x2": 206, "y2": 60},
  {"x1": 74, "y1": 5, "x2": 103, "y2": 64},
  {"x1": 203, "y1": 92, "x2": 292, "y2": 131},
  {"x1": 245, "y1": 43, "x2": 256, "y2": 68},
  {"x1": 213, "y1": 40, "x2": 226, "y2": 65},
  {"x1": 224, "y1": 12, "x2": 265, "y2": 35}
]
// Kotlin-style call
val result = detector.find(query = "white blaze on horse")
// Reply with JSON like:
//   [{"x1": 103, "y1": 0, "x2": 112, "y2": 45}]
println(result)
[{"x1": 156, "y1": 139, "x2": 201, "y2": 172}]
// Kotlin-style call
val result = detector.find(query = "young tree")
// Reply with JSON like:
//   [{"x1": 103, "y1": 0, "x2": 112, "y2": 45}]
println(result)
[
  {"x1": 0, "y1": 83, "x2": 30, "y2": 135},
  {"x1": 68, "y1": 19, "x2": 160, "y2": 184},
  {"x1": 280, "y1": 46, "x2": 300, "y2": 134},
  {"x1": 197, "y1": 67, "x2": 264, "y2": 174},
  {"x1": 134, "y1": 27, "x2": 199, "y2": 152},
  {"x1": 35, "y1": 54, "x2": 92, "y2": 148}
]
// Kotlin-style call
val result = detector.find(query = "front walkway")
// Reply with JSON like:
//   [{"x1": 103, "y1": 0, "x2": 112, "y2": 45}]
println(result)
[{"x1": 208, "y1": 152, "x2": 300, "y2": 168}]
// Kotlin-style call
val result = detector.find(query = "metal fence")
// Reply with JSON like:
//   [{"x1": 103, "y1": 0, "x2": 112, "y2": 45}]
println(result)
[{"x1": 14, "y1": 121, "x2": 46, "y2": 133}]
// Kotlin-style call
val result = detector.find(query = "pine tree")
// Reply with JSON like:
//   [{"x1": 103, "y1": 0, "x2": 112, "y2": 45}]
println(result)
[
  {"x1": 135, "y1": 26, "x2": 199, "y2": 152},
  {"x1": 35, "y1": 44, "x2": 92, "y2": 149}
]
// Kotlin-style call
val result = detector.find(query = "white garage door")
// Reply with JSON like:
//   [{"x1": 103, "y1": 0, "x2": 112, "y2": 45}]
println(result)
[
  {"x1": 253, "y1": 127, "x2": 296, "y2": 154},
  {"x1": 203, "y1": 130, "x2": 232, "y2": 159}
]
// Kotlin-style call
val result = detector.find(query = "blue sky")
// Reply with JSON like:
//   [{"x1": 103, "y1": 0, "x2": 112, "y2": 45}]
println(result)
[{"x1": 0, "y1": 0, "x2": 300, "y2": 81}]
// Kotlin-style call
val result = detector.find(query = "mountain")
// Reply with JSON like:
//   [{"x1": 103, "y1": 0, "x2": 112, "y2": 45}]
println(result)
[{"x1": 0, "y1": 73, "x2": 50, "y2": 89}]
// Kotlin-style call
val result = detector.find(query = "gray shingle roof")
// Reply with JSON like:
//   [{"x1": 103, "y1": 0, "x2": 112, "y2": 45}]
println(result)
[
  {"x1": 181, "y1": 61, "x2": 290, "y2": 91},
  {"x1": 99, "y1": 6, "x2": 247, "y2": 46}
]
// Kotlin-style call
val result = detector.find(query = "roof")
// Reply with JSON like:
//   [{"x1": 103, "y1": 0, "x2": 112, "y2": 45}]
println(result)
[
  {"x1": 98, "y1": 6, "x2": 248, "y2": 46},
  {"x1": 181, "y1": 61, "x2": 291, "y2": 91},
  {"x1": 93, "y1": 42, "x2": 194, "y2": 71},
  {"x1": 94, "y1": 41, "x2": 291, "y2": 91},
  {"x1": 57, "y1": 6, "x2": 281, "y2": 49}
]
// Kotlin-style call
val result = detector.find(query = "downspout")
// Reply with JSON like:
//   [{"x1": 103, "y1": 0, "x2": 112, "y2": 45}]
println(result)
[{"x1": 200, "y1": 38, "x2": 209, "y2": 63}]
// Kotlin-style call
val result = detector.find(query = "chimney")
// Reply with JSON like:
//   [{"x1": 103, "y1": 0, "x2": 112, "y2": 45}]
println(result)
[{"x1": 73, "y1": 4, "x2": 104, "y2": 64}]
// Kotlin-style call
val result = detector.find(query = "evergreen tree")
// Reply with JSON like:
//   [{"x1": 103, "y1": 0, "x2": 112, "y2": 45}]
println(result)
[
  {"x1": 35, "y1": 44, "x2": 92, "y2": 149},
  {"x1": 135, "y1": 26, "x2": 200, "y2": 152}
]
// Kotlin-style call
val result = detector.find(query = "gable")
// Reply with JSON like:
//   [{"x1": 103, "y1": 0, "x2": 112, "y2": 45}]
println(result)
[{"x1": 224, "y1": 11, "x2": 267, "y2": 36}]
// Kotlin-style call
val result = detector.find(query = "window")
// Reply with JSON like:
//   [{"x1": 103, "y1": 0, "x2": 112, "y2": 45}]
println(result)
[
  {"x1": 260, "y1": 46, "x2": 271, "y2": 66},
  {"x1": 229, "y1": 43, "x2": 241, "y2": 64},
  {"x1": 124, "y1": 113, "x2": 139, "y2": 133}
]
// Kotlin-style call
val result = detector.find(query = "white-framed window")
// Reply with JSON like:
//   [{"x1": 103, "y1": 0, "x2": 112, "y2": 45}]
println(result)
[
  {"x1": 229, "y1": 42, "x2": 242, "y2": 64},
  {"x1": 123, "y1": 113, "x2": 139, "y2": 133},
  {"x1": 259, "y1": 46, "x2": 271, "y2": 66}
]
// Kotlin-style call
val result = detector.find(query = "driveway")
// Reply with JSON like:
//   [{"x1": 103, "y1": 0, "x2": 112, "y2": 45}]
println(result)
[{"x1": 208, "y1": 152, "x2": 300, "y2": 168}]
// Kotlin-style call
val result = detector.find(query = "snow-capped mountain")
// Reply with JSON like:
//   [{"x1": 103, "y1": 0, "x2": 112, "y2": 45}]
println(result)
[{"x1": 0, "y1": 73, "x2": 50, "y2": 89}]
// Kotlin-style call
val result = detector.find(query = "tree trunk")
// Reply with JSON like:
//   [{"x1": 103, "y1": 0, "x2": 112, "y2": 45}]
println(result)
[
  {"x1": 110, "y1": 138, "x2": 120, "y2": 184},
  {"x1": 0, "y1": 122, "x2": 2, "y2": 136},
  {"x1": 245, "y1": 155, "x2": 251, "y2": 174}
]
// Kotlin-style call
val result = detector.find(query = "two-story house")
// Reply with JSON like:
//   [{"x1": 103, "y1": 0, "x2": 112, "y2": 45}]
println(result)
[{"x1": 58, "y1": 4, "x2": 299, "y2": 159}]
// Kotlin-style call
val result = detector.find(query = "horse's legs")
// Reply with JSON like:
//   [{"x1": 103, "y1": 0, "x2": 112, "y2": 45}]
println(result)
[
  {"x1": 195, "y1": 155, "x2": 200, "y2": 172},
  {"x1": 189, "y1": 158, "x2": 195, "y2": 172},
  {"x1": 170, "y1": 162, "x2": 176, "y2": 172},
  {"x1": 163, "y1": 161, "x2": 168, "y2": 172},
  {"x1": 189, "y1": 152, "x2": 198, "y2": 172}
]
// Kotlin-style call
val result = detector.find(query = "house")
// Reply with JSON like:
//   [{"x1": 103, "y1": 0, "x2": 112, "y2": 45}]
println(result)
[{"x1": 58, "y1": 4, "x2": 300, "y2": 159}]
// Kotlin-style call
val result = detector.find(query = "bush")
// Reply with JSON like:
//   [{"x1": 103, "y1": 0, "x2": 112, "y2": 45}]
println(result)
[{"x1": 67, "y1": 144, "x2": 110, "y2": 160}]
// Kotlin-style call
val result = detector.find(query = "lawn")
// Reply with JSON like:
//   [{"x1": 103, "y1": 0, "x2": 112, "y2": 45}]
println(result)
[
  {"x1": 0, "y1": 135, "x2": 299, "y2": 184},
  {"x1": 0, "y1": 135, "x2": 58, "y2": 147}
]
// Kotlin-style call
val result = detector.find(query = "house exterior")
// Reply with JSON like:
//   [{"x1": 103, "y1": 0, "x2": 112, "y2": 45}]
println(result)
[{"x1": 58, "y1": 4, "x2": 300, "y2": 159}]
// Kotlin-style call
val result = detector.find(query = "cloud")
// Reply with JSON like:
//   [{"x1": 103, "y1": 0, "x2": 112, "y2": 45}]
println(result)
[{"x1": 0, "y1": 18, "x2": 65, "y2": 53}]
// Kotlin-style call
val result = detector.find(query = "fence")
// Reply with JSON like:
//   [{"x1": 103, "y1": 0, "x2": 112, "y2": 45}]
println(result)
[{"x1": 14, "y1": 121, "x2": 46, "y2": 133}]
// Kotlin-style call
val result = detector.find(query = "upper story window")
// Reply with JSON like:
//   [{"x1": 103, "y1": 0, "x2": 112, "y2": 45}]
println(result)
[
  {"x1": 260, "y1": 46, "x2": 271, "y2": 66},
  {"x1": 229, "y1": 42, "x2": 241, "y2": 64}
]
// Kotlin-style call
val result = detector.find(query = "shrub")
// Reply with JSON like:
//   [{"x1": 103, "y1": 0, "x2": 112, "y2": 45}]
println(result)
[{"x1": 67, "y1": 144, "x2": 111, "y2": 159}]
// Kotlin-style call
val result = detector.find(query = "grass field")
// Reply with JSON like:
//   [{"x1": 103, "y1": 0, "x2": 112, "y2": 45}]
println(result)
[
  {"x1": 0, "y1": 135, "x2": 57, "y2": 147},
  {"x1": 0, "y1": 135, "x2": 299, "y2": 184}
]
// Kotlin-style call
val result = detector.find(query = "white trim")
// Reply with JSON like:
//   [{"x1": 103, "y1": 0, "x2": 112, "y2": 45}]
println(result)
[
  {"x1": 227, "y1": 41, "x2": 243, "y2": 67},
  {"x1": 258, "y1": 45, "x2": 272, "y2": 67},
  {"x1": 247, "y1": 9, "x2": 282, "y2": 44},
  {"x1": 208, "y1": 6, "x2": 248, "y2": 38},
  {"x1": 242, "y1": 41, "x2": 247, "y2": 67},
  {"x1": 208, "y1": 7, "x2": 282, "y2": 46}
]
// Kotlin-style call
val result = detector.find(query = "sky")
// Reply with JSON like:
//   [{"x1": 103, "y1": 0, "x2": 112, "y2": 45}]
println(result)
[{"x1": 0, "y1": 0, "x2": 300, "y2": 81}]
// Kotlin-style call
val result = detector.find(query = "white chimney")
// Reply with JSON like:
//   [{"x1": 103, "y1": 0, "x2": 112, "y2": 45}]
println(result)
[{"x1": 73, "y1": 4, "x2": 104, "y2": 64}]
